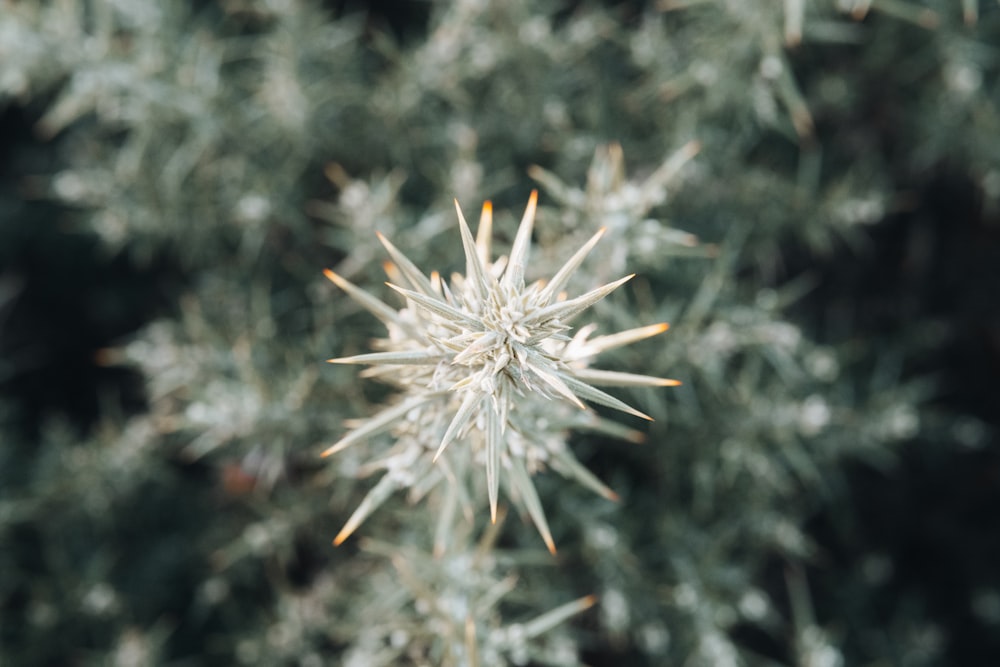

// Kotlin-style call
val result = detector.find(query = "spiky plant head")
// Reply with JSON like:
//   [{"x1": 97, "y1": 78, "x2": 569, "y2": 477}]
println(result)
[{"x1": 323, "y1": 191, "x2": 679, "y2": 552}]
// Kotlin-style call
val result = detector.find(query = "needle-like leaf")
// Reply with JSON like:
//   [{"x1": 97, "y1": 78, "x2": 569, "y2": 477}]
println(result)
[
  {"x1": 537, "y1": 227, "x2": 606, "y2": 305},
  {"x1": 549, "y1": 447, "x2": 619, "y2": 501},
  {"x1": 333, "y1": 474, "x2": 400, "y2": 546},
  {"x1": 528, "y1": 355, "x2": 588, "y2": 410},
  {"x1": 502, "y1": 189, "x2": 537, "y2": 290},
  {"x1": 327, "y1": 350, "x2": 441, "y2": 365},
  {"x1": 323, "y1": 269, "x2": 419, "y2": 338},
  {"x1": 455, "y1": 199, "x2": 492, "y2": 302},
  {"x1": 476, "y1": 200, "x2": 493, "y2": 266},
  {"x1": 507, "y1": 453, "x2": 556, "y2": 554},
  {"x1": 569, "y1": 367, "x2": 682, "y2": 387},
  {"x1": 376, "y1": 231, "x2": 436, "y2": 296},
  {"x1": 520, "y1": 594, "x2": 598, "y2": 639},
  {"x1": 526, "y1": 274, "x2": 633, "y2": 326},
  {"x1": 321, "y1": 394, "x2": 434, "y2": 457},
  {"x1": 558, "y1": 372, "x2": 654, "y2": 421},
  {"x1": 574, "y1": 322, "x2": 670, "y2": 356},
  {"x1": 485, "y1": 405, "x2": 503, "y2": 523},
  {"x1": 434, "y1": 390, "x2": 482, "y2": 462},
  {"x1": 386, "y1": 282, "x2": 484, "y2": 331}
]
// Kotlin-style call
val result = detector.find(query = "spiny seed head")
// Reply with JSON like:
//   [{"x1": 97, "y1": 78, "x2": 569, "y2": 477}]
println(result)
[{"x1": 323, "y1": 191, "x2": 679, "y2": 551}]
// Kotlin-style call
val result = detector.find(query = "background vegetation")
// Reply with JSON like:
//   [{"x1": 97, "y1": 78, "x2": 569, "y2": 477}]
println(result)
[{"x1": 1, "y1": 0, "x2": 998, "y2": 665}]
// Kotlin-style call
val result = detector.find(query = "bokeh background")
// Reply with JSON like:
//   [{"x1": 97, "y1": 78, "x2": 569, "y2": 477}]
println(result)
[{"x1": 1, "y1": 1, "x2": 999, "y2": 665}]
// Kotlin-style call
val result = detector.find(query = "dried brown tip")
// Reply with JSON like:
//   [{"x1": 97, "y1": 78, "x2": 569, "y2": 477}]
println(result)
[
  {"x1": 323, "y1": 162, "x2": 349, "y2": 187},
  {"x1": 322, "y1": 268, "x2": 344, "y2": 287},
  {"x1": 626, "y1": 430, "x2": 647, "y2": 444},
  {"x1": 383, "y1": 262, "x2": 406, "y2": 286},
  {"x1": 93, "y1": 347, "x2": 122, "y2": 366}
]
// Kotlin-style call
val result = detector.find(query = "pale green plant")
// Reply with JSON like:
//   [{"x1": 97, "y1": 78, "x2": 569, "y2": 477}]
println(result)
[{"x1": 322, "y1": 192, "x2": 680, "y2": 552}]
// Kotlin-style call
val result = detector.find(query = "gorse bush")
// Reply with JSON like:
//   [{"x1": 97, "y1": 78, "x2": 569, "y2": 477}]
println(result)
[{"x1": 1, "y1": 1, "x2": 998, "y2": 665}]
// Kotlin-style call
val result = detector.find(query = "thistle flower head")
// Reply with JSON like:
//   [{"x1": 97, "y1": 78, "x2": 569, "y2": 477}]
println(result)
[{"x1": 324, "y1": 191, "x2": 679, "y2": 551}]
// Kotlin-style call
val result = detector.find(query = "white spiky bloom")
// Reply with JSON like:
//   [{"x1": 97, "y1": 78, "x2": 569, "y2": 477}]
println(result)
[{"x1": 323, "y1": 191, "x2": 679, "y2": 552}]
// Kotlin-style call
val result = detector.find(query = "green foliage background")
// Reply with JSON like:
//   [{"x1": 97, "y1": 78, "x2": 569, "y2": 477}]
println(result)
[{"x1": 1, "y1": 1, "x2": 999, "y2": 665}]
